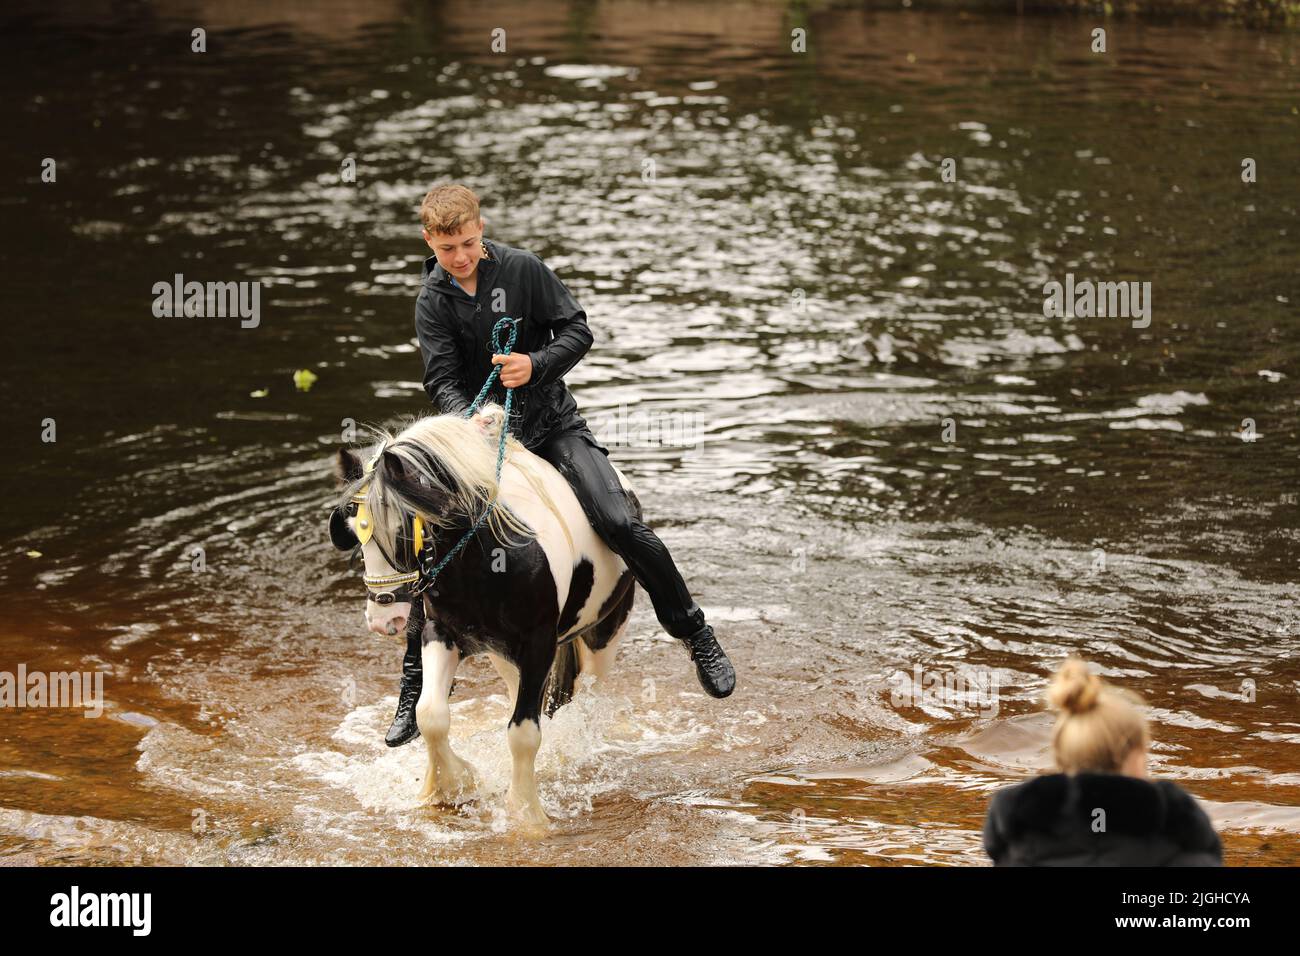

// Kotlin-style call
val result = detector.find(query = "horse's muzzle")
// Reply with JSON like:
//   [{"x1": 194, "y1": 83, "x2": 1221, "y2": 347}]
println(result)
[{"x1": 365, "y1": 602, "x2": 411, "y2": 638}]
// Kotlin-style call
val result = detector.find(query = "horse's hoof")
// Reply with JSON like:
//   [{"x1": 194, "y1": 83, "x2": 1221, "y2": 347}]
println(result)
[
  {"x1": 421, "y1": 788, "x2": 475, "y2": 808},
  {"x1": 508, "y1": 795, "x2": 551, "y2": 831},
  {"x1": 447, "y1": 762, "x2": 478, "y2": 798},
  {"x1": 419, "y1": 762, "x2": 478, "y2": 805}
]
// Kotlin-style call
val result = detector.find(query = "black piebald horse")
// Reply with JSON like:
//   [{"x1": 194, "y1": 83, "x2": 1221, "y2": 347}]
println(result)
[{"x1": 327, "y1": 405, "x2": 636, "y2": 826}]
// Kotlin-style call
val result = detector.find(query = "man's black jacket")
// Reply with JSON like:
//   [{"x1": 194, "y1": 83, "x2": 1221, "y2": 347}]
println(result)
[{"x1": 415, "y1": 237, "x2": 593, "y2": 450}]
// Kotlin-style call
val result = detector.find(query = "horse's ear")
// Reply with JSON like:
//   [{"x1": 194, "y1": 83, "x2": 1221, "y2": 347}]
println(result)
[
  {"x1": 335, "y1": 448, "x2": 365, "y2": 485},
  {"x1": 328, "y1": 507, "x2": 359, "y2": 551},
  {"x1": 379, "y1": 448, "x2": 411, "y2": 483},
  {"x1": 380, "y1": 447, "x2": 454, "y2": 517}
]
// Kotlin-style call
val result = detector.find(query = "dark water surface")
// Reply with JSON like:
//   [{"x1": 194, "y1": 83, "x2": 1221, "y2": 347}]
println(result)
[{"x1": 1, "y1": 1, "x2": 1297, "y2": 865}]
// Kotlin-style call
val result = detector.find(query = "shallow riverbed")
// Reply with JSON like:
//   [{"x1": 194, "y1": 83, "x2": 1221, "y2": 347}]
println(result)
[{"x1": 1, "y1": 1, "x2": 1297, "y2": 865}]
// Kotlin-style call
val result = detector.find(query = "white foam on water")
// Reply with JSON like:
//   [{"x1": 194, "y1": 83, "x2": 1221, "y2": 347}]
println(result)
[{"x1": 287, "y1": 676, "x2": 759, "y2": 839}]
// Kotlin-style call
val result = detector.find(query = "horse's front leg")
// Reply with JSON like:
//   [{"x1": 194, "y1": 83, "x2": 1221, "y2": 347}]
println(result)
[
  {"x1": 415, "y1": 634, "x2": 476, "y2": 805},
  {"x1": 506, "y1": 639, "x2": 555, "y2": 830}
]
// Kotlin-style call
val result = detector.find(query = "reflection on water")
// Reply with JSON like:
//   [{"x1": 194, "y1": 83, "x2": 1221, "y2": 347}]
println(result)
[{"x1": 1, "y1": 0, "x2": 1297, "y2": 865}]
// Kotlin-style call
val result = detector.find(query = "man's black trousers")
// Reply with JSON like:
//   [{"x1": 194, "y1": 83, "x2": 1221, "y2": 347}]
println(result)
[{"x1": 531, "y1": 427, "x2": 705, "y2": 640}]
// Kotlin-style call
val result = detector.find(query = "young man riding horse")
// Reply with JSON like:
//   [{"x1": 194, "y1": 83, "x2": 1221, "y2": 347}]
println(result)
[{"x1": 378, "y1": 183, "x2": 736, "y2": 747}]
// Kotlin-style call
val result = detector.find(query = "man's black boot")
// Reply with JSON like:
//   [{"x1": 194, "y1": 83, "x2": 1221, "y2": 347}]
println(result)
[
  {"x1": 385, "y1": 633, "x2": 423, "y2": 747},
  {"x1": 680, "y1": 624, "x2": 736, "y2": 698}
]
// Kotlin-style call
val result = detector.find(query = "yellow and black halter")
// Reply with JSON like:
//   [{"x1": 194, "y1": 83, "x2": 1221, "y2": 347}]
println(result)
[
  {"x1": 348, "y1": 444, "x2": 428, "y2": 605},
  {"x1": 338, "y1": 316, "x2": 524, "y2": 605}
]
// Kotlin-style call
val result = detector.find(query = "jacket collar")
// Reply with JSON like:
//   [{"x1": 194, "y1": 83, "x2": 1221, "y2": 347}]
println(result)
[{"x1": 999, "y1": 772, "x2": 1211, "y2": 845}]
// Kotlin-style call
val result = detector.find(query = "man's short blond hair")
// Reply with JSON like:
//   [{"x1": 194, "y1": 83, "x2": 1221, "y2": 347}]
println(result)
[{"x1": 420, "y1": 183, "x2": 481, "y2": 235}]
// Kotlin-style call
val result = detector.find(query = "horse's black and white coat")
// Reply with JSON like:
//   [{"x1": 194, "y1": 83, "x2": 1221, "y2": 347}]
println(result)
[{"x1": 328, "y1": 406, "x2": 636, "y2": 827}]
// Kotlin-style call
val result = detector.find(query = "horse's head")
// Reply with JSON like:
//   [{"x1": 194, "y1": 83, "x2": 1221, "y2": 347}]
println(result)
[
  {"x1": 327, "y1": 407, "x2": 544, "y2": 638},
  {"x1": 328, "y1": 440, "x2": 455, "y2": 639}
]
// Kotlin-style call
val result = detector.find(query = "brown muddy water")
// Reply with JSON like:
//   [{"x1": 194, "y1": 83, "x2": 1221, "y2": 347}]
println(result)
[{"x1": 1, "y1": 1, "x2": 1297, "y2": 866}]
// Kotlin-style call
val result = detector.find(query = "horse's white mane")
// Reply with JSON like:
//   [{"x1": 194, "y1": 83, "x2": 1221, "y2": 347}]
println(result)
[{"x1": 344, "y1": 403, "x2": 573, "y2": 564}]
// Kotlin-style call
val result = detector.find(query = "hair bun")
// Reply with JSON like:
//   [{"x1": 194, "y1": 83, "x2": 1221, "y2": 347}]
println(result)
[{"x1": 1047, "y1": 657, "x2": 1102, "y2": 715}]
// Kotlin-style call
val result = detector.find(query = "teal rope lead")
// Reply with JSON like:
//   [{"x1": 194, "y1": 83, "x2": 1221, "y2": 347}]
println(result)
[{"x1": 415, "y1": 316, "x2": 520, "y2": 593}]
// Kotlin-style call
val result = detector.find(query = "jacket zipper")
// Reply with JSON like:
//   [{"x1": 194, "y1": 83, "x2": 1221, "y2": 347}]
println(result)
[{"x1": 444, "y1": 256, "x2": 530, "y2": 425}]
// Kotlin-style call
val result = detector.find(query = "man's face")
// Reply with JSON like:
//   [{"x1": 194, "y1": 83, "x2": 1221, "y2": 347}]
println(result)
[{"x1": 423, "y1": 218, "x2": 484, "y2": 279}]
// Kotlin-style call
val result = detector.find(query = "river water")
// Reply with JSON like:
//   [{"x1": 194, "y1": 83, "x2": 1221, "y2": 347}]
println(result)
[{"x1": 1, "y1": 1, "x2": 1297, "y2": 865}]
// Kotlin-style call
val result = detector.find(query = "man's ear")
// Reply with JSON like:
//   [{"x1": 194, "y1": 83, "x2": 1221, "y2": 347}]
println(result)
[{"x1": 334, "y1": 448, "x2": 365, "y2": 486}]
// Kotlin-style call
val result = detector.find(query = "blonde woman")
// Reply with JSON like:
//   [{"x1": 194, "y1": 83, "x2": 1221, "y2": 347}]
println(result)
[{"x1": 983, "y1": 658, "x2": 1222, "y2": 866}]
